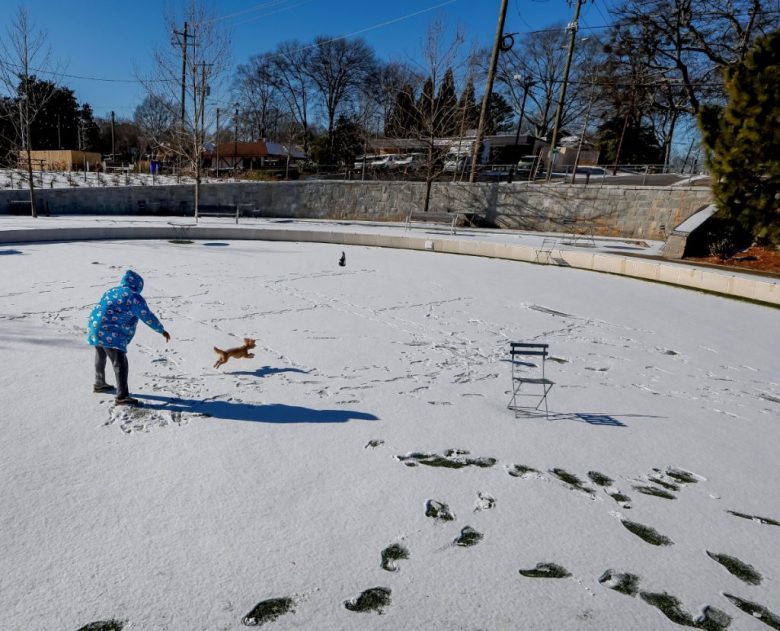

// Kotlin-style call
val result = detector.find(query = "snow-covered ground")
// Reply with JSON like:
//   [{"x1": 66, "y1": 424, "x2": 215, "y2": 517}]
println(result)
[
  {"x1": 1, "y1": 236, "x2": 778, "y2": 630},
  {"x1": 0, "y1": 168, "x2": 228, "y2": 190}
]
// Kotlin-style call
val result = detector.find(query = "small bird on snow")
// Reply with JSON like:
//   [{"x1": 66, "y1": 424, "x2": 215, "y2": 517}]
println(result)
[{"x1": 338, "y1": 251, "x2": 346, "y2": 267}]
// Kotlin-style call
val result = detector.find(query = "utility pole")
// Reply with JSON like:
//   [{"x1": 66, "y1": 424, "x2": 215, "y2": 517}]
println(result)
[
  {"x1": 572, "y1": 75, "x2": 597, "y2": 183},
  {"x1": 194, "y1": 62, "x2": 212, "y2": 222},
  {"x1": 508, "y1": 74, "x2": 534, "y2": 184},
  {"x1": 546, "y1": 0, "x2": 584, "y2": 182},
  {"x1": 215, "y1": 107, "x2": 220, "y2": 178},
  {"x1": 234, "y1": 103, "x2": 239, "y2": 173},
  {"x1": 173, "y1": 22, "x2": 191, "y2": 125},
  {"x1": 469, "y1": 0, "x2": 509, "y2": 183},
  {"x1": 110, "y1": 110, "x2": 116, "y2": 161}
]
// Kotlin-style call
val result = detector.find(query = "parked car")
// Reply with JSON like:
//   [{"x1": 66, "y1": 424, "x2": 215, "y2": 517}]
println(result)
[
  {"x1": 443, "y1": 153, "x2": 471, "y2": 172},
  {"x1": 370, "y1": 155, "x2": 400, "y2": 169},
  {"x1": 353, "y1": 154, "x2": 377, "y2": 170},
  {"x1": 393, "y1": 153, "x2": 425, "y2": 170}
]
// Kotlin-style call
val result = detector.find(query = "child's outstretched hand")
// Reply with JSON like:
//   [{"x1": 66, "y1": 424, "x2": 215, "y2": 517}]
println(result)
[{"x1": 163, "y1": 331, "x2": 171, "y2": 343}]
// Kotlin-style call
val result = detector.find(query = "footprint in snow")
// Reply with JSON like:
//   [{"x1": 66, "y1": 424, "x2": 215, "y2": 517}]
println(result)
[
  {"x1": 344, "y1": 587, "x2": 391, "y2": 614},
  {"x1": 241, "y1": 596, "x2": 295, "y2": 626},
  {"x1": 76, "y1": 622, "x2": 124, "y2": 631},
  {"x1": 380, "y1": 543, "x2": 409, "y2": 572},
  {"x1": 519, "y1": 563, "x2": 571, "y2": 579},
  {"x1": 474, "y1": 492, "x2": 496, "y2": 512}
]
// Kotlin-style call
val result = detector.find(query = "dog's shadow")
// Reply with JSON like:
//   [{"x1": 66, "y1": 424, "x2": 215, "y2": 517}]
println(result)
[
  {"x1": 136, "y1": 393, "x2": 379, "y2": 424},
  {"x1": 227, "y1": 365, "x2": 312, "y2": 378}
]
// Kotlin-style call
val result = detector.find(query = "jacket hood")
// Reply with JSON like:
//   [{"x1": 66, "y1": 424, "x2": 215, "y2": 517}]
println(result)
[{"x1": 121, "y1": 270, "x2": 144, "y2": 293}]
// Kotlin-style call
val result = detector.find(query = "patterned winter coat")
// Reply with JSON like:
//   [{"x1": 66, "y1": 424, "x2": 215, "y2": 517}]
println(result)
[{"x1": 87, "y1": 270, "x2": 165, "y2": 352}]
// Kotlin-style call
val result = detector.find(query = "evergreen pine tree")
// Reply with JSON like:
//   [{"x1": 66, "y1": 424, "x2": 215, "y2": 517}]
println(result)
[
  {"x1": 385, "y1": 84, "x2": 416, "y2": 137},
  {"x1": 417, "y1": 77, "x2": 435, "y2": 131},
  {"x1": 699, "y1": 29, "x2": 780, "y2": 245},
  {"x1": 457, "y1": 79, "x2": 480, "y2": 133},
  {"x1": 435, "y1": 68, "x2": 458, "y2": 136}
]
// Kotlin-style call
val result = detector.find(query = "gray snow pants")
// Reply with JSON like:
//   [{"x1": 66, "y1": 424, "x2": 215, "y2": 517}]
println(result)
[{"x1": 94, "y1": 346, "x2": 129, "y2": 399}]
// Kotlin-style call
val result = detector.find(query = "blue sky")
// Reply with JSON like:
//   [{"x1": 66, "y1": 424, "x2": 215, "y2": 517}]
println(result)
[{"x1": 1, "y1": 0, "x2": 620, "y2": 119}]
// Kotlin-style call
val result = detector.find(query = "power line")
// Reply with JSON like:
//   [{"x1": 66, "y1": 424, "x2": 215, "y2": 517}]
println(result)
[
  {"x1": 215, "y1": 0, "x2": 300, "y2": 22},
  {"x1": 225, "y1": 0, "x2": 319, "y2": 27},
  {"x1": 0, "y1": 1, "x2": 459, "y2": 86}
]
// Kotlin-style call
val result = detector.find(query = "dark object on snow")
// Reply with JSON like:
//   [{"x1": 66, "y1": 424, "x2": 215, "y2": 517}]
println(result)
[
  {"x1": 242, "y1": 597, "x2": 295, "y2": 626},
  {"x1": 339, "y1": 251, "x2": 346, "y2": 267}
]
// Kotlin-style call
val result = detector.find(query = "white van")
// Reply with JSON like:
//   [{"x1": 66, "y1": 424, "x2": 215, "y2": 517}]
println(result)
[{"x1": 443, "y1": 153, "x2": 471, "y2": 172}]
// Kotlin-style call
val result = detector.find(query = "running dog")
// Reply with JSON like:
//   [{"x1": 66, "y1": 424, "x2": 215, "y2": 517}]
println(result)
[{"x1": 213, "y1": 337, "x2": 256, "y2": 369}]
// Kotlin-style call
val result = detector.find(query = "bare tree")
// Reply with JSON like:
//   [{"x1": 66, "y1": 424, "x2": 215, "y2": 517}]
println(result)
[
  {"x1": 494, "y1": 27, "x2": 602, "y2": 140},
  {"x1": 235, "y1": 53, "x2": 282, "y2": 141},
  {"x1": 267, "y1": 41, "x2": 314, "y2": 154},
  {"x1": 302, "y1": 36, "x2": 377, "y2": 161},
  {"x1": 141, "y1": 0, "x2": 230, "y2": 219},
  {"x1": 133, "y1": 94, "x2": 175, "y2": 159},
  {"x1": 363, "y1": 61, "x2": 419, "y2": 132},
  {"x1": 0, "y1": 6, "x2": 61, "y2": 217},
  {"x1": 386, "y1": 20, "x2": 469, "y2": 212},
  {"x1": 609, "y1": 0, "x2": 780, "y2": 117}
]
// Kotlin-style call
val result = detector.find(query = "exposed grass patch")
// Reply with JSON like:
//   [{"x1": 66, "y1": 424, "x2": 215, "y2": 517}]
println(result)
[
  {"x1": 344, "y1": 587, "x2": 391, "y2": 614},
  {"x1": 550, "y1": 468, "x2": 594, "y2": 495},
  {"x1": 648, "y1": 476, "x2": 680, "y2": 491},
  {"x1": 639, "y1": 592, "x2": 731, "y2": 630},
  {"x1": 723, "y1": 594, "x2": 780, "y2": 630},
  {"x1": 598, "y1": 570, "x2": 640, "y2": 596},
  {"x1": 454, "y1": 526, "x2": 483, "y2": 547},
  {"x1": 706, "y1": 551, "x2": 762, "y2": 585},
  {"x1": 633, "y1": 485, "x2": 677, "y2": 500},
  {"x1": 381, "y1": 543, "x2": 409, "y2": 572},
  {"x1": 76, "y1": 622, "x2": 124, "y2": 631},
  {"x1": 425, "y1": 500, "x2": 455, "y2": 521},
  {"x1": 639, "y1": 592, "x2": 695, "y2": 627},
  {"x1": 168, "y1": 239, "x2": 194, "y2": 244},
  {"x1": 609, "y1": 491, "x2": 632, "y2": 504},
  {"x1": 665, "y1": 468, "x2": 700, "y2": 484},
  {"x1": 588, "y1": 471, "x2": 613, "y2": 486},
  {"x1": 398, "y1": 449, "x2": 496, "y2": 469},
  {"x1": 242, "y1": 597, "x2": 295, "y2": 626},
  {"x1": 621, "y1": 520, "x2": 673, "y2": 546},
  {"x1": 519, "y1": 563, "x2": 571, "y2": 579},
  {"x1": 508, "y1": 464, "x2": 538, "y2": 477},
  {"x1": 726, "y1": 510, "x2": 780, "y2": 527},
  {"x1": 364, "y1": 439, "x2": 384, "y2": 448}
]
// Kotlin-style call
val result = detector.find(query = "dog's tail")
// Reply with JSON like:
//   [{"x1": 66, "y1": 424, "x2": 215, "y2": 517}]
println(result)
[{"x1": 213, "y1": 346, "x2": 223, "y2": 355}]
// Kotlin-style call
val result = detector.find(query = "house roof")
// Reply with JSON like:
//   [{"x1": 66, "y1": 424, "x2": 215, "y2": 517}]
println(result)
[
  {"x1": 212, "y1": 141, "x2": 307, "y2": 159},
  {"x1": 215, "y1": 142, "x2": 272, "y2": 158}
]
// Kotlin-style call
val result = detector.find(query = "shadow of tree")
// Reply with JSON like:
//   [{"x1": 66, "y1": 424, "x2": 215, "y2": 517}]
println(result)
[
  {"x1": 0, "y1": 249, "x2": 24, "y2": 255},
  {"x1": 136, "y1": 393, "x2": 379, "y2": 424}
]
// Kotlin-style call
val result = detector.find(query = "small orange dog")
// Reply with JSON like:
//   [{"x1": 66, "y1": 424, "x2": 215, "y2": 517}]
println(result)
[{"x1": 213, "y1": 337, "x2": 256, "y2": 369}]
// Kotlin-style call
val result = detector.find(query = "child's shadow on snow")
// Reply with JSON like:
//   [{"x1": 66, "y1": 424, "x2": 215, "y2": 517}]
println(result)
[
  {"x1": 227, "y1": 365, "x2": 311, "y2": 378},
  {"x1": 136, "y1": 394, "x2": 378, "y2": 424}
]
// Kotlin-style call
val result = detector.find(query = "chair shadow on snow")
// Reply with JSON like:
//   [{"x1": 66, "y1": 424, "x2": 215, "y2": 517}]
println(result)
[
  {"x1": 549, "y1": 411, "x2": 664, "y2": 427},
  {"x1": 227, "y1": 365, "x2": 312, "y2": 378},
  {"x1": 136, "y1": 393, "x2": 379, "y2": 424}
]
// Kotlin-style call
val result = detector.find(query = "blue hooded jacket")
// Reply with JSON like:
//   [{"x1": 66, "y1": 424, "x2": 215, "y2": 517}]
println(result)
[{"x1": 87, "y1": 270, "x2": 165, "y2": 352}]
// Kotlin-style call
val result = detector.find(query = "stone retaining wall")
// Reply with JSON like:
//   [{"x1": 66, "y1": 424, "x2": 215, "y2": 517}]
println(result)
[{"x1": 0, "y1": 181, "x2": 712, "y2": 241}]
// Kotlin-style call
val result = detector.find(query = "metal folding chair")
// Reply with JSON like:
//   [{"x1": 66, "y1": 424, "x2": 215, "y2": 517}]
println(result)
[
  {"x1": 535, "y1": 238, "x2": 557, "y2": 263},
  {"x1": 508, "y1": 342, "x2": 554, "y2": 418}
]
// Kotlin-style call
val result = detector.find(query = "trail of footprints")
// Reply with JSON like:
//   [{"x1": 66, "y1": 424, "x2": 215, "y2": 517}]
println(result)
[{"x1": 74, "y1": 448, "x2": 780, "y2": 629}]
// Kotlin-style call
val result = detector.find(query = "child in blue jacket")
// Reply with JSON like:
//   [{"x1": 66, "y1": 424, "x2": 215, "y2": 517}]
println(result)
[{"x1": 87, "y1": 270, "x2": 170, "y2": 405}]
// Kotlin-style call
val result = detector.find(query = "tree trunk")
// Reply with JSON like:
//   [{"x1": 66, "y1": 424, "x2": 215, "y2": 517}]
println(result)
[{"x1": 24, "y1": 125, "x2": 37, "y2": 218}]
